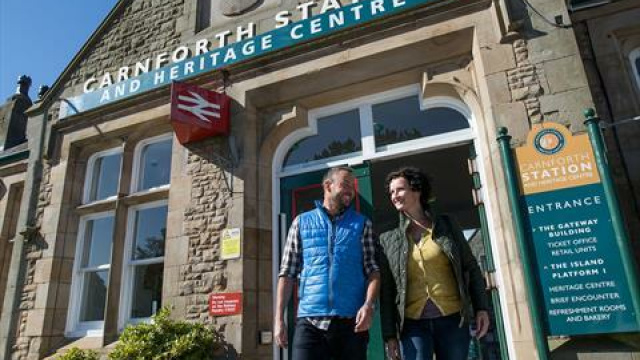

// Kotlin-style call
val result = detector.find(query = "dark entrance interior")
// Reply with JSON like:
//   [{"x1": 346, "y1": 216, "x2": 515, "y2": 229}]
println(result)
[
  {"x1": 369, "y1": 145, "x2": 479, "y2": 235},
  {"x1": 278, "y1": 144, "x2": 506, "y2": 359}
]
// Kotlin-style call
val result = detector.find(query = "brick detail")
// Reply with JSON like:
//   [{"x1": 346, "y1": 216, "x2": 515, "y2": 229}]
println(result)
[
  {"x1": 180, "y1": 141, "x2": 231, "y2": 324},
  {"x1": 507, "y1": 38, "x2": 544, "y2": 124},
  {"x1": 50, "y1": 0, "x2": 185, "y2": 119}
]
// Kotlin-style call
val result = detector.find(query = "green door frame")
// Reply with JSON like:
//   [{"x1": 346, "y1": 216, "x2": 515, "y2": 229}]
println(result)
[{"x1": 469, "y1": 144, "x2": 510, "y2": 360}]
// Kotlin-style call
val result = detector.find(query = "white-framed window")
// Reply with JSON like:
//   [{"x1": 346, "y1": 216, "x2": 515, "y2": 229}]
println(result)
[
  {"x1": 67, "y1": 133, "x2": 173, "y2": 337},
  {"x1": 119, "y1": 200, "x2": 168, "y2": 328},
  {"x1": 66, "y1": 212, "x2": 115, "y2": 337},
  {"x1": 131, "y1": 134, "x2": 173, "y2": 193},
  {"x1": 630, "y1": 48, "x2": 640, "y2": 92},
  {"x1": 83, "y1": 147, "x2": 123, "y2": 204},
  {"x1": 279, "y1": 85, "x2": 473, "y2": 176}
]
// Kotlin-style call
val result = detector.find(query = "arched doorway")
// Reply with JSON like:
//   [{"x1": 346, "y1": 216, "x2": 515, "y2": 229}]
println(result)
[{"x1": 272, "y1": 84, "x2": 509, "y2": 360}]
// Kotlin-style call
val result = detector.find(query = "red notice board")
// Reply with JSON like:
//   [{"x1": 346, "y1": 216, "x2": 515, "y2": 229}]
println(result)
[{"x1": 209, "y1": 292, "x2": 242, "y2": 316}]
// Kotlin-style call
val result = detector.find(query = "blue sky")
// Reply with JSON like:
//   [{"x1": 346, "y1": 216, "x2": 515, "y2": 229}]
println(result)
[{"x1": 0, "y1": 0, "x2": 119, "y2": 101}]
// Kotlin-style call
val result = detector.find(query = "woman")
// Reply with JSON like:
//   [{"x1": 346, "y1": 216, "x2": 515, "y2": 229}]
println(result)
[{"x1": 378, "y1": 167, "x2": 490, "y2": 360}]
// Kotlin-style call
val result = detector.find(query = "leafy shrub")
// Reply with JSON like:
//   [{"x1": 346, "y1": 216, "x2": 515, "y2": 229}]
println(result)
[
  {"x1": 55, "y1": 347, "x2": 99, "y2": 360},
  {"x1": 108, "y1": 307, "x2": 225, "y2": 360}
]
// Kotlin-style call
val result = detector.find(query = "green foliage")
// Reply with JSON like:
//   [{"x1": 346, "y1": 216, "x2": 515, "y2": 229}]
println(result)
[
  {"x1": 108, "y1": 308, "x2": 225, "y2": 360},
  {"x1": 55, "y1": 347, "x2": 99, "y2": 360}
]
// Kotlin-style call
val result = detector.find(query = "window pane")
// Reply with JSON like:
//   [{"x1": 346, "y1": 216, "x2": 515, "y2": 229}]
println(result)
[
  {"x1": 635, "y1": 56, "x2": 640, "y2": 84},
  {"x1": 284, "y1": 110, "x2": 361, "y2": 167},
  {"x1": 138, "y1": 139, "x2": 172, "y2": 191},
  {"x1": 82, "y1": 216, "x2": 114, "y2": 268},
  {"x1": 373, "y1": 96, "x2": 469, "y2": 148},
  {"x1": 79, "y1": 270, "x2": 108, "y2": 322},
  {"x1": 132, "y1": 205, "x2": 168, "y2": 260},
  {"x1": 89, "y1": 153, "x2": 121, "y2": 202},
  {"x1": 130, "y1": 263, "x2": 163, "y2": 318}
]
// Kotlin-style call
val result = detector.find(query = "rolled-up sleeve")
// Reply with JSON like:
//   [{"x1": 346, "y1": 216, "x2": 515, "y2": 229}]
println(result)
[{"x1": 278, "y1": 216, "x2": 303, "y2": 278}]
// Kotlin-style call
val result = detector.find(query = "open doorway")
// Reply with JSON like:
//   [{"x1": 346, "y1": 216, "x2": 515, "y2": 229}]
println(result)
[
  {"x1": 369, "y1": 144, "x2": 503, "y2": 360},
  {"x1": 369, "y1": 145, "x2": 478, "y2": 235}
]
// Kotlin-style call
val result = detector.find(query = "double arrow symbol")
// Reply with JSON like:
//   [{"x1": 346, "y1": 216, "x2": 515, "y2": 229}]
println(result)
[{"x1": 177, "y1": 91, "x2": 221, "y2": 123}]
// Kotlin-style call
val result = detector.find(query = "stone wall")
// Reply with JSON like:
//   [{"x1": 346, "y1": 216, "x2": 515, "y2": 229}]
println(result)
[
  {"x1": 11, "y1": 162, "x2": 52, "y2": 360},
  {"x1": 180, "y1": 146, "x2": 231, "y2": 323},
  {"x1": 51, "y1": 0, "x2": 185, "y2": 119},
  {"x1": 507, "y1": 38, "x2": 545, "y2": 127},
  {"x1": 163, "y1": 137, "x2": 242, "y2": 357},
  {"x1": 570, "y1": 2, "x2": 640, "y2": 261}
]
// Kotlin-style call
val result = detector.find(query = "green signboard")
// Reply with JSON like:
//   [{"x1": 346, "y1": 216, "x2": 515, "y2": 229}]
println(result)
[
  {"x1": 515, "y1": 122, "x2": 638, "y2": 336},
  {"x1": 522, "y1": 184, "x2": 637, "y2": 335}
]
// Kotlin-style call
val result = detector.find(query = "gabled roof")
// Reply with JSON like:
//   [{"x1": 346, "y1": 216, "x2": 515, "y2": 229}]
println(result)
[{"x1": 37, "y1": 0, "x2": 128, "y2": 108}]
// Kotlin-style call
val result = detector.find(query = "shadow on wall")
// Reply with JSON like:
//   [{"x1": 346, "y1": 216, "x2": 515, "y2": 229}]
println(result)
[{"x1": 550, "y1": 335, "x2": 640, "y2": 360}]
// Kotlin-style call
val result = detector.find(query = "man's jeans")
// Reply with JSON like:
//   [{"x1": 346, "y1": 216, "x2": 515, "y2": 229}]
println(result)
[
  {"x1": 292, "y1": 318, "x2": 368, "y2": 360},
  {"x1": 401, "y1": 314, "x2": 471, "y2": 360}
]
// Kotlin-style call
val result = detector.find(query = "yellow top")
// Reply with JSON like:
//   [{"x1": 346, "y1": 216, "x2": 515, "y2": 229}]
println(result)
[{"x1": 405, "y1": 229, "x2": 462, "y2": 319}]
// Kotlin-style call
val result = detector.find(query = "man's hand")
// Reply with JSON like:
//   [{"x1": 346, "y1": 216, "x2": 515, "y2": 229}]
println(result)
[
  {"x1": 275, "y1": 277, "x2": 294, "y2": 348},
  {"x1": 475, "y1": 310, "x2": 490, "y2": 339},
  {"x1": 274, "y1": 318, "x2": 288, "y2": 348},
  {"x1": 385, "y1": 338, "x2": 401, "y2": 360},
  {"x1": 354, "y1": 302, "x2": 374, "y2": 332}
]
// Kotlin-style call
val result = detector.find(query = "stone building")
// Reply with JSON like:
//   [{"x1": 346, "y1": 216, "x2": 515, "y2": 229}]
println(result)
[
  {"x1": 570, "y1": 0, "x2": 640, "y2": 259},
  {"x1": 0, "y1": 0, "x2": 638, "y2": 359}
]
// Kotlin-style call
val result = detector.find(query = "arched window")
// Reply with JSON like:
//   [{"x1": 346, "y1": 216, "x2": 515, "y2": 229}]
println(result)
[
  {"x1": 372, "y1": 95, "x2": 469, "y2": 148},
  {"x1": 284, "y1": 109, "x2": 362, "y2": 167},
  {"x1": 84, "y1": 147, "x2": 122, "y2": 203},
  {"x1": 281, "y1": 86, "x2": 472, "y2": 173}
]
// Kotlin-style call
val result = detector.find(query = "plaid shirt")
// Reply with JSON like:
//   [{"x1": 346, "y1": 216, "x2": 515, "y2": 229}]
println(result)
[{"x1": 279, "y1": 208, "x2": 379, "y2": 330}]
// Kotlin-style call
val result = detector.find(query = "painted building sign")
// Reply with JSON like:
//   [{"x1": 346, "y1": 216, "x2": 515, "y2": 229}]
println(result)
[
  {"x1": 515, "y1": 122, "x2": 638, "y2": 336},
  {"x1": 59, "y1": 0, "x2": 438, "y2": 118}
]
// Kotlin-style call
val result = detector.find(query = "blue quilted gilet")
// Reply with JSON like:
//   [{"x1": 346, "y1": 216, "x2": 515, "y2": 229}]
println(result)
[{"x1": 297, "y1": 201, "x2": 366, "y2": 318}]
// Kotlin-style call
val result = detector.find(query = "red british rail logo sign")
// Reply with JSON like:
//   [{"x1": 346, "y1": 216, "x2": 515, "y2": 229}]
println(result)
[{"x1": 170, "y1": 82, "x2": 231, "y2": 144}]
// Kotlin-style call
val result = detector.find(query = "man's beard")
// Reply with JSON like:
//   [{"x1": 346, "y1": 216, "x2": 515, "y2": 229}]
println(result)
[{"x1": 330, "y1": 191, "x2": 351, "y2": 211}]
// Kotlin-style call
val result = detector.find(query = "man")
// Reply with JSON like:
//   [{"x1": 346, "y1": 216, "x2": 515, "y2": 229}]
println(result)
[{"x1": 274, "y1": 166, "x2": 381, "y2": 360}]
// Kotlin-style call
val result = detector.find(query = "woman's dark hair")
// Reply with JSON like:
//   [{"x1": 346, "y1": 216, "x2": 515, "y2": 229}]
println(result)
[{"x1": 385, "y1": 167, "x2": 433, "y2": 210}]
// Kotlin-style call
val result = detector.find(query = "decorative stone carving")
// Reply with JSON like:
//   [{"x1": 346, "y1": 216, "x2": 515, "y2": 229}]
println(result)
[{"x1": 219, "y1": 0, "x2": 263, "y2": 16}]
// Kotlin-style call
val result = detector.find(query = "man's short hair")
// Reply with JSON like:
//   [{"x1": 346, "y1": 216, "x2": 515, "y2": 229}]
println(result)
[{"x1": 323, "y1": 166, "x2": 354, "y2": 184}]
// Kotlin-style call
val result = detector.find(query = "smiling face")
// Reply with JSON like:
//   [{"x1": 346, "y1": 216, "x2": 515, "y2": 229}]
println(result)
[
  {"x1": 324, "y1": 169, "x2": 355, "y2": 212},
  {"x1": 388, "y1": 176, "x2": 422, "y2": 214}
]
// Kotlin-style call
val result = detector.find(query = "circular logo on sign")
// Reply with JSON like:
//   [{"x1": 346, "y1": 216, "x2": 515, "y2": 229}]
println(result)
[{"x1": 534, "y1": 128, "x2": 565, "y2": 155}]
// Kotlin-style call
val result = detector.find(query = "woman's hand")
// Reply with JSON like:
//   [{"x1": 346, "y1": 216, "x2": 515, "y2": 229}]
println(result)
[
  {"x1": 385, "y1": 338, "x2": 401, "y2": 360},
  {"x1": 475, "y1": 310, "x2": 490, "y2": 339}
]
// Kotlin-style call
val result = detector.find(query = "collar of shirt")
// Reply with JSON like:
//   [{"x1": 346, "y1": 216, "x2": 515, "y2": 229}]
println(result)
[{"x1": 320, "y1": 204, "x2": 347, "y2": 221}]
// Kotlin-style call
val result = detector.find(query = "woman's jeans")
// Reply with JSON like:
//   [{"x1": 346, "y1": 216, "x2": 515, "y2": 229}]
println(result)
[{"x1": 401, "y1": 314, "x2": 471, "y2": 360}]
